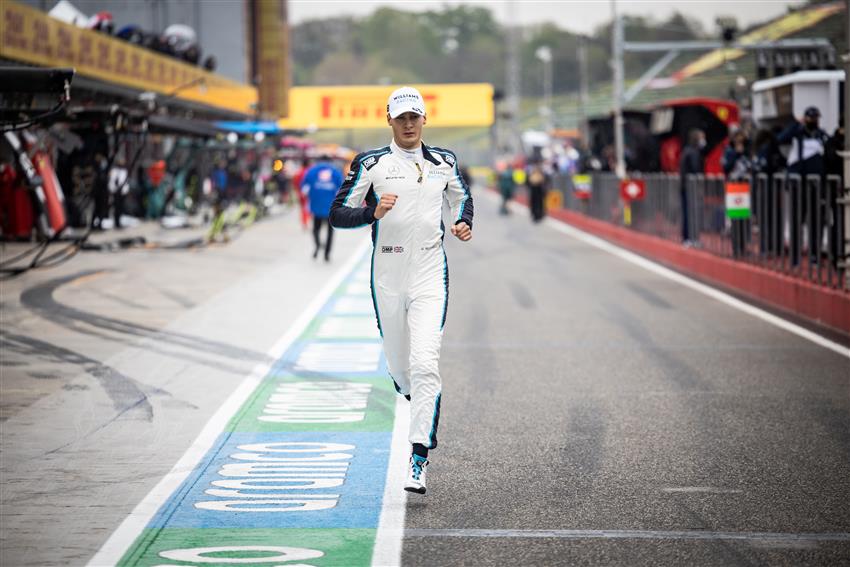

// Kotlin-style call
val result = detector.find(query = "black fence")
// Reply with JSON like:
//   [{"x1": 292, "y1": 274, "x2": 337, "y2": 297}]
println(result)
[{"x1": 551, "y1": 172, "x2": 848, "y2": 291}]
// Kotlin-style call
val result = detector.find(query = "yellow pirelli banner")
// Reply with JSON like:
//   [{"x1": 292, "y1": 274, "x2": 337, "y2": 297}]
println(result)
[
  {"x1": 0, "y1": 0, "x2": 257, "y2": 116},
  {"x1": 278, "y1": 84, "x2": 494, "y2": 129}
]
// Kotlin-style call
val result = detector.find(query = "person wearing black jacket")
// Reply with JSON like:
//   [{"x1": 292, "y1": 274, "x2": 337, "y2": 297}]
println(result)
[
  {"x1": 824, "y1": 123, "x2": 845, "y2": 266},
  {"x1": 777, "y1": 106, "x2": 830, "y2": 265},
  {"x1": 679, "y1": 128, "x2": 706, "y2": 245},
  {"x1": 526, "y1": 160, "x2": 550, "y2": 223},
  {"x1": 825, "y1": 124, "x2": 845, "y2": 179},
  {"x1": 753, "y1": 128, "x2": 786, "y2": 255}
]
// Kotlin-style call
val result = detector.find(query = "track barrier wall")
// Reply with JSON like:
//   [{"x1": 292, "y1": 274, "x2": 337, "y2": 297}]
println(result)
[{"x1": 534, "y1": 172, "x2": 850, "y2": 335}]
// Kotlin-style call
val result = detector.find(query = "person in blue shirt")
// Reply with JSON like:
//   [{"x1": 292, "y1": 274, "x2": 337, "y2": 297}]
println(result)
[{"x1": 301, "y1": 160, "x2": 344, "y2": 261}]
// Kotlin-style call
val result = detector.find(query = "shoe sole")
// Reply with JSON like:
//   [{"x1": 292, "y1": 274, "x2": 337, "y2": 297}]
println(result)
[{"x1": 404, "y1": 486, "x2": 426, "y2": 494}]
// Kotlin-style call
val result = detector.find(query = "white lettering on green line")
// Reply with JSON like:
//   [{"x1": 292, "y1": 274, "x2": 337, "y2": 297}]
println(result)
[
  {"x1": 258, "y1": 382, "x2": 372, "y2": 423},
  {"x1": 157, "y1": 544, "x2": 323, "y2": 564}
]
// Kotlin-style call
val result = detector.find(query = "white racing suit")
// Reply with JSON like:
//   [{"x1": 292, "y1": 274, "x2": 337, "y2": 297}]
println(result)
[{"x1": 329, "y1": 141, "x2": 473, "y2": 449}]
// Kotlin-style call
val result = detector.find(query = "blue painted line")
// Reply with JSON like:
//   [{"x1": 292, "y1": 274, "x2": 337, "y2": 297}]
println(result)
[
  {"x1": 267, "y1": 340, "x2": 388, "y2": 379},
  {"x1": 150, "y1": 432, "x2": 392, "y2": 529},
  {"x1": 131, "y1": 253, "x2": 396, "y2": 539}
]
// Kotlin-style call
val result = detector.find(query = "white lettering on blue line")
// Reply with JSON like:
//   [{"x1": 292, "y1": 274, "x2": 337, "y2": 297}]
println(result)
[{"x1": 194, "y1": 442, "x2": 353, "y2": 513}]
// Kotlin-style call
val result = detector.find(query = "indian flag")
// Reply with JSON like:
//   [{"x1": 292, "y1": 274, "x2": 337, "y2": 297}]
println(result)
[{"x1": 725, "y1": 182, "x2": 751, "y2": 219}]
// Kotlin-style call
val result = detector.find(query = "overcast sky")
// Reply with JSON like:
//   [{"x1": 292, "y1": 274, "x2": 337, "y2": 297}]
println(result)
[{"x1": 289, "y1": 0, "x2": 803, "y2": 34}]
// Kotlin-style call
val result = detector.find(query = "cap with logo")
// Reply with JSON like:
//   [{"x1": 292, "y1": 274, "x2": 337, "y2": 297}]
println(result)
[
  {"x1": 804, "y1": 106, "x2": 821, "y2": 118},
  {"x1": 387, "y1": 86, "x2": 426, "y2": 119}
]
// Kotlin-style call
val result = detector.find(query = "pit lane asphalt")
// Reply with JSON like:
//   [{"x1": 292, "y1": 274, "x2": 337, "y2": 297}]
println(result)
[
  {"x1": 0, "y1": 209, "x2": 368, "y2": 566},
  {"x1": 401, "y1": 193, "x2": 850, "y2": 567},
  {"x1": 2, "y1": 193, "x2": 847, "y2": 567}
]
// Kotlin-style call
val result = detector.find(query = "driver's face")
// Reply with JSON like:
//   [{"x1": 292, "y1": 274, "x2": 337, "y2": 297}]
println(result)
[{"x1": 388, "y1": 112, "x2": 426, "y2": 149}]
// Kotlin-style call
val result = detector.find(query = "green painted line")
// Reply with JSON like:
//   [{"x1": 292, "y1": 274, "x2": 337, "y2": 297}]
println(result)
[
  {"x1": 123, "y1": 528, "x2": 375, "y2": 566},
  {"x1": 228, "y1": 376, "x2": 396, "y2": 433},
  {"x1": 100, "y1": 249, "x2": 405, "y2": 567}
]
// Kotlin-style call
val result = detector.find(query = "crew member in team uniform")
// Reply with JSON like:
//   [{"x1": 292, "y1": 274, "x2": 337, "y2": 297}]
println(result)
[{"x1": 301, "y1": 159, "x2": 343, "y2": 261}]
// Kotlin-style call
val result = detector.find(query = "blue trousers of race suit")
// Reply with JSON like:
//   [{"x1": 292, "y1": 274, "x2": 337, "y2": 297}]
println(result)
[{"x1": 373, "y1": 245, "x2": 446, "y2": 450}]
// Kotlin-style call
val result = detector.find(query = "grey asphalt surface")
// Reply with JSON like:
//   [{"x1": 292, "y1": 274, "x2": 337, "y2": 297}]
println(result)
[
  {"x1": 402, "y1": 193, "x2": 850, "y2": 566},
  {"x1": 0, "y1": 208, "x2": 367, "y2": 566},
  {"x1": 1, "y1": 191, "x2": 848, "y2": 567}
]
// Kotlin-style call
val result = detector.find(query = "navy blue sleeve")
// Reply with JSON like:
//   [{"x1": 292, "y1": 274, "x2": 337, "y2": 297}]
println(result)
[
  {"x1": 329, "y1": 153, "x2": 377, "y2": 229},
  {"x1": 776, "y1": 122, "x2": 800, "y2": 145},
  {"x1": 444, "y1": 151, "x2": 474, "y2": 230}
]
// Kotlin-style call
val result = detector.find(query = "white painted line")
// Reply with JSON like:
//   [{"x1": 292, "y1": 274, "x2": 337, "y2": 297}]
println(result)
[
  {"x1": 88, "y1": 238, "x2": 372, "y2": 567},
  {"x1": 347, "y1": 282, "x2": 372, "y2": 295},
  {"x1": 661, "y1": 487, "x2": 743, "y2": 494},
  {"x1": 333, "y1": 297, "x2": 376, "y2": 316},
  {"x1": 499, "y1": 194, "x2": 850, "y2": 359},
  {"x1": 404, "y1": 528, "x2": 850, "y2": 543},
  {"x1": 294, "y1": 343, "x2": 383, "y2": 372},
  {"x1": 371, "y1": 395, "x2": 411, "y2": 567},
  {"x1": 316, "y1": 317, "x2": 380, "y2": 339}
]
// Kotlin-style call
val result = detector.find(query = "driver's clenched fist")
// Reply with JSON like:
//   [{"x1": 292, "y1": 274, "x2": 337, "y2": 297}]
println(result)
[{"x1": 374, "y1": 193, "x2": 398, "y2": 220}]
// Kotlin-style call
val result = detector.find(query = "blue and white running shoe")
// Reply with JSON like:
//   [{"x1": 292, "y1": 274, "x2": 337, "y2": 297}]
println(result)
[{"x1": 404, "y1": 454, "x2": 428, "y2": 494}]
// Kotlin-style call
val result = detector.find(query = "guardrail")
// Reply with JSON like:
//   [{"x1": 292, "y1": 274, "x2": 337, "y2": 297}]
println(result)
[{"x1": 552, "y1": 172, "x2": 848, "y2": 291}]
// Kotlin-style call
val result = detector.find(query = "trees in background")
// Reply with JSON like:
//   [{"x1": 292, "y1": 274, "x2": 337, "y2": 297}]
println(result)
[{"x1": 290, "y1": 6, "x2": 706, "y2": 96}]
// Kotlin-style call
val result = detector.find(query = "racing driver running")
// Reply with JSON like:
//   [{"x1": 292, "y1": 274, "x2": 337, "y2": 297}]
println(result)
[{"x1": 329, "y1": 86, "x2": 473, "y2": 494}]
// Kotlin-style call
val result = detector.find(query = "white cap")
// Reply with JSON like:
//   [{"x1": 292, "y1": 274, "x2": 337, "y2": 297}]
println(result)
[{"x1": 387, "y1": 86, "x2": 426, "y2": 119}]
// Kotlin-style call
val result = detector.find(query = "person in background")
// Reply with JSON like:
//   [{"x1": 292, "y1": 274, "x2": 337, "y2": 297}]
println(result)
[
  {"x1": 211, "y1": 159, "x2": 228, "y2": 200},
  {"x1": 753, "y1": 128, "x2": 785, "y2": 177},
  {"x1": 825, "y1": 122, "x2": 845, "y2": 180},
  {"x1": 496, "y1": 161, "x2": 516, "y2": 215},
  {"x1": 107, "y1": 161, "x2": 129, "y2": 229},
  {"x1": 292, "y1": 158, "x2": 311, "y2": 230},
  {"x1": 778, "y1": 106, "x2": 829, "y2": 265},
  {"x1": 300, "y1": 158, "x2": 343, "y2": 262},
  {"x1": 779, "y1": 106, "x2": 829, "y2": 177},
  {"x1": 679, "y1": 128, "x2": 706, "y2": 246},
  {"x1": 526, "y1": 160, "x2": 550, "y2": 223},
  {"x1": 90, "y1": 137, "x2": 111, "y2": 230},
  {"x1": 722, "y1": 130, "x2": 752, "y2": 181},
  {"x1": 723, "y1": 130, "x2": 753, "y2": 258},
  {"x1": 824, "y1": 121, "x2": 845, "y2": 267},
  {"x1": 753, "y1": 128, "x2": 786, "y2": 256}
]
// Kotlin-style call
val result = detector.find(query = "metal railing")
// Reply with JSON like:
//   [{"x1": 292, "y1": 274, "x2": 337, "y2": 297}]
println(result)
[{"x1": 551, "y1": 172, "x2": 848, "y2": 291}]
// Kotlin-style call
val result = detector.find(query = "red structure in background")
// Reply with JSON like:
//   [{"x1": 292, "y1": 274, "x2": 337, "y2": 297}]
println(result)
[
  {"x1": 652, "y1": 98, "x2": 739, "y2": 175},
  {"x1": 0, "y1": 163, "x2": 35, "y2": 239}
]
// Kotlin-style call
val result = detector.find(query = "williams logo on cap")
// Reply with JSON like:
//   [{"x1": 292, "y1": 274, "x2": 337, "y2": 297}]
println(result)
[{"x1": 387, "y1": 86, "x2": 426, "y2": 118}]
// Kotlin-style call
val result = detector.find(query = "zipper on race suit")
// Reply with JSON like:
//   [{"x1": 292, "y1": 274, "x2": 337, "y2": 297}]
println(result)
[{"x1": 414, "y1": 159, "x2": 431, "y2": 256}]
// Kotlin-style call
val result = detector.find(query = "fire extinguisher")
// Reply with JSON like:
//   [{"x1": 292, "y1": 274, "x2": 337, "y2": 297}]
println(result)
[{"x1": 3, "y1": 131, "x2": 68, "y2": 239}]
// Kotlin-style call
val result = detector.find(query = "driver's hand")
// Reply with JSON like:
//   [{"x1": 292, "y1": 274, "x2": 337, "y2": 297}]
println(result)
[
  {"x1": 451, "y1": 222, "x2": 472, "y2": 241},
  {"x1": 374, "y1": 193, "x2": 398, "y2": 220}
]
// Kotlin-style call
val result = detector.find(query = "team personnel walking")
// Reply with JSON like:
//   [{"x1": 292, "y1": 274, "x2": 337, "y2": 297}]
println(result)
[
  {"x1": 301, "y1": 159, "x2": 344, "y2": 261},
  {"x1": 329, "y1": 86, "x2": 473, "y2": 494}
]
